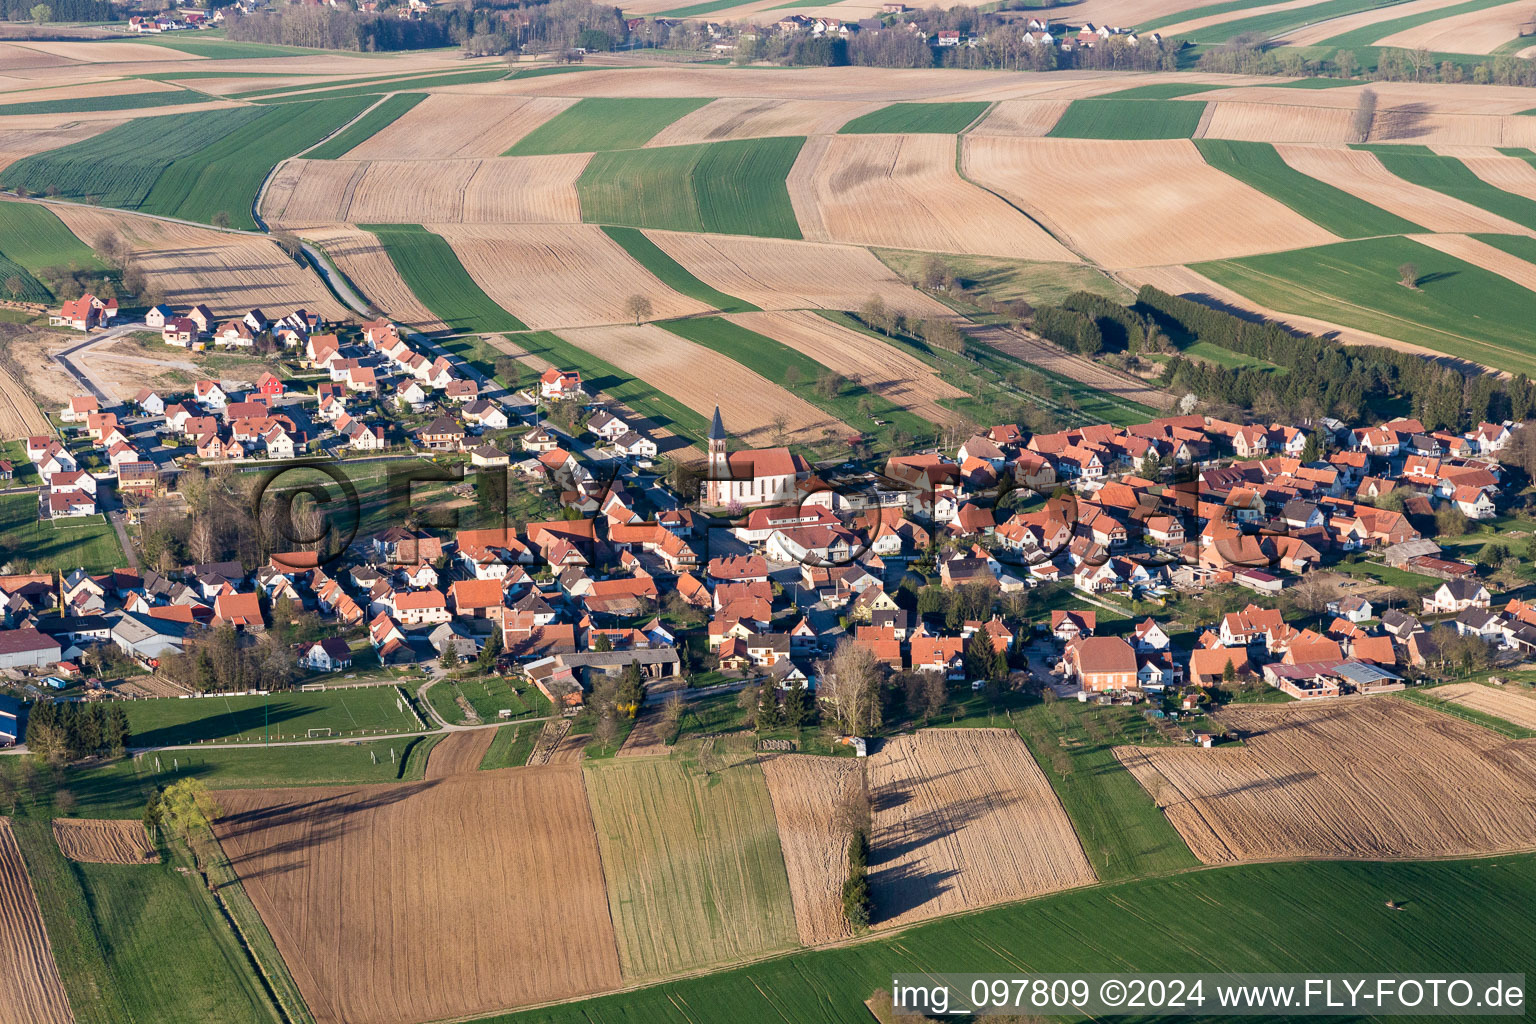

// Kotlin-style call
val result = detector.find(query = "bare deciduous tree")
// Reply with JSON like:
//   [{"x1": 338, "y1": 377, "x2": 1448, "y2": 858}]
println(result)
[
  {"x1": 818, "y1": 639, "x2": 883, "y2": 736},
  {"x1": 1353, "y1": 87, "x2": 1377, "y2": 143},
  {"x1": 625, "y1": 294, "x2": 654, "y2": 325}
]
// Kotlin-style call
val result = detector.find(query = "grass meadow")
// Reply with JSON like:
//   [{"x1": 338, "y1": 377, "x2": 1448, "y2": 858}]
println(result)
[
  {"x1": 1194, "y1": 235, "x2": 1536, "y2": 375},
  {"x1": 577, "y1": 136, "x2": 805, "y2": 239},
  {"x1": 0, "y1": 493, "x2": 124, "y2": 573},
  {"x1": 1047, "y1": 98, "x2": 1207, "y2": 139}
]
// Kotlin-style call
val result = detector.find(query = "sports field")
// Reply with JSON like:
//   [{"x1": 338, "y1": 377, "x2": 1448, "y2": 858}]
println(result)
[{"x1": 122, "y1": 686, "x2": 424, "y2": 747}]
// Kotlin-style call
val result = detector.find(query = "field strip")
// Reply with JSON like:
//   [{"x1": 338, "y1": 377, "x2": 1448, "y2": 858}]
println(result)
[
  {"x1": 424, "y1": 729, "x2": 499, "y2": 779},
  {"x1": 0, "y1": 819, "x2": 75, "y2": 1024},
  {"x1": 1416, "y1": 683, "x2": 1536, "y2": 729},
  {"x1": 302, "y1": 225, "x2": 448, "y2": 331},
  {"x1": 787, "y1": 132, "x2": 1079, "y2": 260},
  {"x1": 557, "y1": 323, "x2": 847, "y2": 443},
  {"x1": 760, "y1": 755, "x2": 863, "y2": 946},
  {"x1": 965, "y1": 322, "x2": 1175, "y2": 411},
  {"x1": 970, "y1": 99, "x2": 1071, "y2": 137},
  {"x1": 645, "y1": 97, "x2": 880, "y2": 146},
  {"x1": 1155, "y1": 0, "x2": 1340, "y2": 36},
  {"x1": 1447, "y1": 148, "x2": 1536, "y2": 201},
  {"x1": 1275, "y1": 0, "x2": 1471, "y2": 44},
  {"x1": 344, "y1": 94, "x2": 577, "y2": 159},
  {"x1": 724, "y1": 310, "x2": 967, "y2": 426},
  {"x1": 1413, "y1": 232, "x2": 1536, "y2": 291},
  {"x1": 0, "y1": 121, "x2": 126, "y2": 174},
  {"x1": 52, "y1": 819, "x2": 159, "y2": 865},
  {"x1": 0, "y1": 366, "x2": 50, "y2": 437},
  {"x1": 644, "y1": 229, "x2": 953, "y2": 318},
  {"x1": 1117, "y1": 699, "x2": 1536, "y2": 863},
  {"x1": 1195, "y1": 100, "x2": 1359, "y2": 144},
  {"x1": 1375, "y1": 0, "x2": 1536, "y2": 50},
  {"x1": 432, "y1": 223, "x2": 709, "y2": 330},
  {"x1": 964, "y1": 137, "x2": 1339, "y2": 268},
  {"x1": 1276, "y1": 144, "x2": 1533, "y2": 233}
]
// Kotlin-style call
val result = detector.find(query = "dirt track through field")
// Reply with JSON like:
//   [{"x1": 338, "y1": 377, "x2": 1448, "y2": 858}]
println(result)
[
  {"x1": 435, "y1": 223, "x2": 708, "y2": 329},
  {"x1": 0, "y1": 819, "x2": 75, "y2": 1024},
  {"x1": 1418, "y1": 683, "x2": 1536, "y2": 729},
  {"x1": 303, "y1": 225, "x2": 448, "y2": 331},
  {"x1": 213, "y1": 769, "x2": 621, "y2": 1024},
  {"x1": 726, "y1": 310, "x2": 966, "y2": 426},
  {"x1": 646, "y1": 230, "x2": 951, "y2": 318},
  {"x1": 52, "y1": 818, "x2": 158, "y2": 864},
  {"x1": 964, "y1": 137, "x2": 1339, "y2": 268},
  {"x1": 46, "y1": 203, "x2": 348, "y2": 319},
  {"x1": 1117, "y1": 698, "x2": 1536, "y2": 864},
  {"x1": 423, "y1": 727, "x2": 497, "y2": 779},
  {"x1": 867, "y1": 729, "x2": 1095, "y2": 930},
  {"x1": 788, "y1": 133, "x2": 1078, "y2": 261},
  {"x1": 558, "y1": 323, "x2": 847, "y2": 444},
  {"x1": 760, "y1": 754, "x2": 864, "y2": 945}
]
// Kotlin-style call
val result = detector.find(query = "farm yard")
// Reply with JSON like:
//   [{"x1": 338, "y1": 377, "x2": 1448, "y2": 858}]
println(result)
[
  {"x1": 121, "y1": 686, "x2": 424, "y2": 747},
  {"x1": 1116, "y1": 698, "x2": 1536, "y2": 864},
  {"x1": 212, "y1": 768, "x2": 621, "y2": 1024},
  {"x1": 52, "y1": 818, "x2": 158, "y2": 864},
  {"x1": 865, "y1": 729, "x2": 1096, "y2": 929},
  {"x1": 582, "y1": 756, "x2": 798, "y2": 980},
  {"x1": 0, "y1": 820, "x2": 73, "y2": 1024}
]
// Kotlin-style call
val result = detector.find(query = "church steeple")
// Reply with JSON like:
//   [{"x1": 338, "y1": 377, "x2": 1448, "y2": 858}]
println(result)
[{"x1": 709, "y1": 405, "x2": 725, "y2": 442}]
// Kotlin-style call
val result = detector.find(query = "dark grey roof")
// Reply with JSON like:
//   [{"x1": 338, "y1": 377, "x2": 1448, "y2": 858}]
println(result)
[{"x1": 709, "y1": 405, "x2": 725, "y2": 441}]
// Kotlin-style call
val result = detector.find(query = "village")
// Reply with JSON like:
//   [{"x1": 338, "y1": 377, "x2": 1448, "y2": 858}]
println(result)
[{"x1": 0, "y1": 295, "x2": 1527, "y2": 747}]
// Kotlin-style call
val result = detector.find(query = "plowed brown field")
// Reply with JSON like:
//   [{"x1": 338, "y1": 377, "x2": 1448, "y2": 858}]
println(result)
[
  {"x1": 45, "y1": 204, "x2": 348, "y2": 319},
  {"x1": 646, "y1": 230, "x2": 951, "y2": 318},
  {"x1": 0, "y1": 121, "x2": 123, "y2": 172},
  {"x1": 0, "y1": 819, "x2": 74, "y2": 1024},
  {"x1": 647, "y1": 97, "x2": 878, "y2": 146},
  {"x1": 789, "y1": 133, "x2": 1078, "y2": 261},
  {"x1": 557, "y1": 323, "x2": 847, "y2": 443},
  {"x1": 964, "y1": 137, "x2": 1339, "y2": 267},
  {"x1": 422, "y1": 727, "x2": 496, "y2": 779},
  {"x1": 1376, "y1": 0, "x2": 1536, "y2": 52},
  {"x1": 304, "y1": 225, "x2": 447, "y2": 330},
  {"x1": 0, "y1": 366, "x2": 50, "y2": 437},
  {"x1": 212, "y1": 769, "x2": 621, "y2": 1024},
  {"x1": 1274, "y1": 0, "x2": 1468, "y2": 45},
  {"x1": 263, "y1": 156, "x2": 586, "y2": 227},
  {"x1": 760, "y1": 754, "x2": 864, "y2": 945},
  {"x1": 965, "y1": 322, "x2": 1176, "y2": 409},
  {"x1": 1419, "y1": 683, "x2": 1536, "y2": 730},
  {"x1": 51, "y1": 818, "x2": 158, "y2": 864},
  {"x1": 1196, "y1": 101, "x2": 1357, "y2": 144},
  {"x1": 1117, "y1": 698, "x2": 1536, "y2": 864},
  {"x1": 867, "y1": 729, "x2": 1095, "y2": 929},
  {"x1": 616, "y1": 710, "x2": 670, "y2": 757},
  {"x1": 345, "y1": 94, "x2": 577, "y2": 158},
  {"x1": 971, "y1": 99, "x2": 1070, "y2": 137},
  {"x1": 435, "y1": 223, "x2": 707, "y2": 329},
  {"x1": 726, "y1": 310, "x2": 966, "y2": 426}
]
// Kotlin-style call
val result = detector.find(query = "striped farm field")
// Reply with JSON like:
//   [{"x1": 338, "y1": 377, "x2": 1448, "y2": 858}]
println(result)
[
  {"x1": 1359, "y1": 144, "x2": 1536, "y2": 231},
  {"x1": 0, "y1": 819, "x2": 73, "y2": 1024},
  {"x1": 0, "y1": 201, "x2": 100, "y2": 303},
  {"x1": 364, "y1": 223, "x2": 528, "y2": 333},
  {"x1": 837, "y1": 101, "x2": 990, "y2": 134},
  {"x1": 600, "y1": 226, "x2": 757, "y2": 313},
  {"x1": 304, "y1": 92, "x2": 426, "y2": 159},
  {"x1": 1375, "y1": 0, "x2": 1536, "y2": 50},
  {"x1": 431, "y1": 223, "x2": 710, "y2": 330},
  {"x1": 582, "y1": 757, "x2": 798, "y2": 981},
  {"x1": 0, "y1": 99, "x2": 370, "y2": 230},
  {"x1": 506, "y1": 96, "x2": 711, "y2": 156},
  {"x1": 789, "y1": 133, "x2": 1079, "y2": 260},
  {"x1": 305, "y1": 225, "x2": 449, "y2": 332},
  {"x1": 644, "y1": 98, "x2": 880, "y2": 147},
  {"x1": 1047, "y1": 98, "x2": 1207, "y2": 139},
  {"x1": 1308, "y1": 0, "x2": 1517, "y2": 47},
  {"x1": 577, "y1": 136, "x2": 805, "y2": 239},
  {"x1": 965, "y1": 137, "x2": 1338, "y2": 268},
  {"x1": 1194, "y1": 235, "x2": 1536, "y2": 374},
  {"x1": 0, "y1": 87, "x2": 212, "y2": 117},
  {"x1": 1196, "y1": 99, "x2": 1360, "y2": 144},
  {"x1": 1195, "y1": 139, "x2": 1424, "y2": 236}
]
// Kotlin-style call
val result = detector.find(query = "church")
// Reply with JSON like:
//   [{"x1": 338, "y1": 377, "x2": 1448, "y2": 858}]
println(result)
[{"x1": 702, "y1": 406, "x2": 811, "y2": 508}]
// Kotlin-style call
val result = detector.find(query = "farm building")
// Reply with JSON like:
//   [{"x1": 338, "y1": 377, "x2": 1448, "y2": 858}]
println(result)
[{"x1": 0, "y1": 627, "x2": 62, "y2": 670}]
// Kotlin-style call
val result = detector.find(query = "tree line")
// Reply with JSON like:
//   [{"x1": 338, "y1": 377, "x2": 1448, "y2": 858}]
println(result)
[
  {"x1": 23, "y1": 700, "x2": 131, "y2": 764},
  {"x1": 1196, "y1": 36, "x2": 1536, "y2": 89}
]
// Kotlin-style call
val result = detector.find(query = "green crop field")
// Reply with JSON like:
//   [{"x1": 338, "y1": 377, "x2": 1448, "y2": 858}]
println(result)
[
  {"x1": 1195, "y1": 138, "x2": 1424, "y2": 237},
  {"x1": 600, "y1": 226, "x2": 757, "y2": 312},
  {"x1": 1172, "y1": 0, "x2": 1415, "y2": 42},
  {"x1": 364, "y1": 224, "x2": 528, "y2": 333},
  {"x1": 1, "y1": 99, "x2": 369, "y2": 230},
  {"x1": 1194, "y1": 236, "x2": 1536, "y2": 375},
  {"x1": 532, "y1": 328, "x2": 712, "y2": 442},
  {"x1": 0, "y1": 88, "x2": 211, "y2": 116},
  {"x1": 1136, "y1": 0, "x2": 1294, "y2": 31},
  {"x1": 0, "y1": 493, "x2": 124, "y2": 573},
  {"x1": 656, "y1": 315, "x2": 935, "y2": 438},
  {"x1": 506, "y1": 96, "x2": 712, "y2": 156},
  {"x1": 1318, "y1": 0, "x2": 1514, "y2": 47},
  {"x1": 305, "y1": 92, "x2": 425, "y2": 158},
  {"x1": 483, "y1": 854, "x2": 1536, "y2": 1024},
  {"x1": 253, "y1": 66, "x2": 510, "y2": 104},
  {"x1": 1010, "y1": 700, "x2": 1198, "y2": 881},
  {"x1": 137, "y1": 36, "x2": 340, "y2": 58},
  {"x1": 0, "y1": 202, "x2": 100, "y2": 275},
  {"x1": 1047, "y1": 99, "x2": 1207, "y2": 139},
  {"x1": 123, "y1": 685, "x2": 424, "y2": 746},
  {"x1": 480, "y1": 721, "x2": 538, "y2": 769},
  {"x1": 1104, "y1": 81, "x2": 1229, "y2": 99},
  {"x1": 1358, "y1": 145, "x2": 1536, "y2": 232},
  {"x1": 583, "y1": 757, "x2": 797, "y2": 979},
  {"x1": 578, "y1": 136, "x2": 804, "y2": 239},
  {"x1": 838, "y1": 101, "x2": 990, "y2": 134}
]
